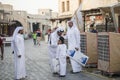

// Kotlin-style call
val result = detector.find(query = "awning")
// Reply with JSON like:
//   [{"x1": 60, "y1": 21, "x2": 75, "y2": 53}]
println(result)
[
  {"x1": 50, "y1": 14, "x2": 72, "y2": 21},
  {"x1": 0, "y1": 20, "x2": 9, "y2": 24},
  {"x1": 99, "y1": 2, "x2": 120, "y2": 33},
  {"x1": 81, "y1": 0, "x2": 118, "y2": 11},
  {"x1": 99, "y1": 2, "x2": 120, "y2": 13},
  {"x1": 0, "y1": 20, "x2": 19, "y2": 25}
]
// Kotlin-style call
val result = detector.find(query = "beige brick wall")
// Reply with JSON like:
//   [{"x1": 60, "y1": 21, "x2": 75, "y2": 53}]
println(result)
[
  {"x1": 0, "y1": 3, "x2": 13, "y2": 11},
  {"x1": 8, "y1": 11, "x2": 28, "y2": 32},
  {"x1": 0, "y1": 3, "x2": 13, "y2": 20},
  {"x1": 2, "y1": 4, "x2": 13, "y2": 11},
  {"x1": 38, "y1": 9, "x2": 52, "y2": 19}
]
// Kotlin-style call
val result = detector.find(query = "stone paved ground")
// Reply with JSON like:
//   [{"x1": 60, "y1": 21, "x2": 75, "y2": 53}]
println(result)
[{"x1": 0, "y1": 39, "x2": 120, "y2": 80}]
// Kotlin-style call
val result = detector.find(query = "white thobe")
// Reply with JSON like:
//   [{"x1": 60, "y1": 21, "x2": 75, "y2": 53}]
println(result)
[
  {"x1": 65, "y1": 26, "x2": 82, "y2": 72},
  {"x1": 56, "y1": 44, "x2": 67, "y2": 75},
  {"x1": 13, "y1": 34, "x2": 26, "y2": 79},
  {"x1": 48, "y1": 32, "x2": 59, "y2": 72}
]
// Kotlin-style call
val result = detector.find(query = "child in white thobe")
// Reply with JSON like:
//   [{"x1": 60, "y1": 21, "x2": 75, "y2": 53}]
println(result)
[{"x1": 56, "y1": 37, "x2": 67, "y2": 77}]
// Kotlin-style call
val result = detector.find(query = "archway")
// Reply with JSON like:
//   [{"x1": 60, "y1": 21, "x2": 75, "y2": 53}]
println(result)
[{"x1": 8, "y1": 20, "x2": 23, "y2": 36}]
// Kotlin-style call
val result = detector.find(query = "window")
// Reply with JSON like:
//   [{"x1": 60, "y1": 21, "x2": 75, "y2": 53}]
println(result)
[
  {"x1": 62, "y1": 2, "x2": 65, "y2": 12},
  {"x1": 67, "y1": 1, "x2": 70, "y2": 11}
]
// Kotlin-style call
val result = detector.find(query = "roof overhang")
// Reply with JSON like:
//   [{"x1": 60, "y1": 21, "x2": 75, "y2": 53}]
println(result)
[
  {"x1": 99, "y1": 2, "x2": 120, "y2": 13},
  {"x1": 50, "y1": 15, "x2": 72, "y2": 21},
  {"x1": 81, "y1": 2, "x2": 120, "y2": 13}
]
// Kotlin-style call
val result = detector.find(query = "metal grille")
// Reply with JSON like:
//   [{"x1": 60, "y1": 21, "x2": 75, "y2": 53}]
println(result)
[
  {"x1": 98, "y1": 35, "x2": 110, "y2": 61},
  {"x1": 80, "y1": 34, "x2": 87, "y2": 54}
]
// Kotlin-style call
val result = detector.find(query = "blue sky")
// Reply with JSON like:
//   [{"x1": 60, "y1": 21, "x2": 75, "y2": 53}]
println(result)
[{"x1": 0, "y1": 0, "x2": 58, "y2": 14}]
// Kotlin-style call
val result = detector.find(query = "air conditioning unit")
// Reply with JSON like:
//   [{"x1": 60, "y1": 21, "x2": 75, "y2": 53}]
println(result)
[
  {"x1": 98, "y1": 32, "x2": 120, "y2": 73},
  {"x1": 80, "y1": 32, "x2": 98, "y2": 66}
]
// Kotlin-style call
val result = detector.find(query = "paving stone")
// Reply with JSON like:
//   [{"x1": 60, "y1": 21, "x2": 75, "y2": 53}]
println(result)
[{"x1": 0, "y1": 39, "x2": 119, "y2": 80}]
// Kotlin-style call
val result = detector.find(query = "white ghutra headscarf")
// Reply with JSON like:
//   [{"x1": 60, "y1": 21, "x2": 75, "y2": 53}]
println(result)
[
  {"x1": 67, "y1": 20, "x2": 78, "y2": 30},
  {"x1": 11, "y1": 27, "x2": 23, "y2": 50},
  {"x1": 12, "y1": 27, "x2": 23, "y2": 40}
]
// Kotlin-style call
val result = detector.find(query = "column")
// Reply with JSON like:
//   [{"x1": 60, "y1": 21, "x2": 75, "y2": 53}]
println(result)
[{"x1": 30, "y1": 22, "x2": 33, "y2": 32}]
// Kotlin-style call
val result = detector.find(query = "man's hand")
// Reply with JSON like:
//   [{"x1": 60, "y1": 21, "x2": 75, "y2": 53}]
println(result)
[
  {"x1": 12, "y1": 51, "x2": 14, "y2": 54},
  {"x1": 56, "y1": 58, "x2": 59, "y2": 60},
  {"x1": 18, "y1": 55, "x2": 21, "y2": 58},
  {"x1": 75, "y1": 47, "x2": 79, "y2": 51}
]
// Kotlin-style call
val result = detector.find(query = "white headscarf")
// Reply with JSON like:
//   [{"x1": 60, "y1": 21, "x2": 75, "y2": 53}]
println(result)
[
  {"x1": 11, "y1": 27, "x2": 23, "y2": 50},
  {"x1": 57, "y1": 27, "x2": 64, "y2": 32},
  {"x1": 12, "y1": 27, "x2": 23, "y2": 41},
  {"x1": 67, "y1": 20, "x2": 77, "y2": 29},
  {"x1": 50, "y1": 27, "x2": 64, "y2": 42}
]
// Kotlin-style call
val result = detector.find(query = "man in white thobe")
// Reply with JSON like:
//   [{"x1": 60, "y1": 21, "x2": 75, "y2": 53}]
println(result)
[
  {"x1": 48, "y1": 27, "x2": 64, "y2": 73},
  {"x1": 12, "y1": 27, "x2": 26, "y2": 80},
  {"x1": 65, "y1": 21, "x2": 82, "y2": 73}
]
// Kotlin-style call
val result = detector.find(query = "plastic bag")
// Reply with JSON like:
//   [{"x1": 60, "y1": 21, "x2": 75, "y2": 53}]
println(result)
[{"x1": 68, "y1": 50, "x2": 89, "y2": 66}]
